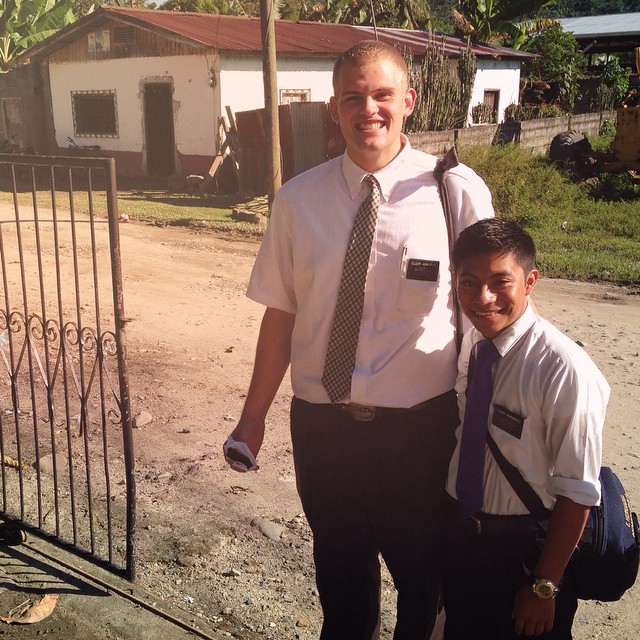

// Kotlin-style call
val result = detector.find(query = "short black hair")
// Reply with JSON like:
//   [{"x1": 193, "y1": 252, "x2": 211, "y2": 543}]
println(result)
[{"x1": 452, "y1": 218, "x2": 537, "y2": 274}]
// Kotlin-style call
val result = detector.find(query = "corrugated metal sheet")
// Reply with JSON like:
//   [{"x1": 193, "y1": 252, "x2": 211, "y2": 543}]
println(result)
[
  {"x1": 27, "y1": 5, "x2": 534, "y2": 61},
  {"x1": 559, "y1": 13, "x2": 640, "y2": 39}
]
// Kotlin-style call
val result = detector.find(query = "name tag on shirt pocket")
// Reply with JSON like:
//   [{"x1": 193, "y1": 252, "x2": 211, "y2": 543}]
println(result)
[
  {"x1": 406, "y1": 259, "x2": 439, "y2": 282},
  {"x1": 492, "y1": 404, "x2": 525, "y2": 439}
]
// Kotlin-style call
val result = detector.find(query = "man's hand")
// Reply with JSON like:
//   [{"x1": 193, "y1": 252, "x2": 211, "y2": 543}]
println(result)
[
  {"x1": 512, "y1": 584, "x2": 555, "y2": 636},
  {"x1": 222, "y1": 307, "x2": 294, "y2": 473},
  {"x1": 223, "y1": 418, "x2": 266, "y2": 472}
]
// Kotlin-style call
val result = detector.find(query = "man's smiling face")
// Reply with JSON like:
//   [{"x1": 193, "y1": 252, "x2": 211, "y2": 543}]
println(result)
[
  {"x1": 455, "y1": 251, "x2": 538, "y2": 339},
  {"x1": 329, "y1": 58, "x2": 416, "y2": 172}
]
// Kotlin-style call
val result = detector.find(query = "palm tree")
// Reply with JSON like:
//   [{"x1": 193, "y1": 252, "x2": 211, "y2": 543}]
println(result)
[
  {"x1": 0, "y1": 0, "x2": 76, "y2": 72},
  {"x1": 452, "y1": 0, "x2": 555, "y2": 49}
]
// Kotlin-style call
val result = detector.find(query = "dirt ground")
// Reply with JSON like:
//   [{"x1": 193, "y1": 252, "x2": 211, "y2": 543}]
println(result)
[{"x1": 0, "y1": 216, "x2": 639, "y2": 639}]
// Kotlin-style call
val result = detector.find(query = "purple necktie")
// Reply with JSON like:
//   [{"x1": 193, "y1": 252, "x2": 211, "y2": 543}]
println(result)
[{"x1": 456, "y1": 338, "x2": 501, "y2": 518}]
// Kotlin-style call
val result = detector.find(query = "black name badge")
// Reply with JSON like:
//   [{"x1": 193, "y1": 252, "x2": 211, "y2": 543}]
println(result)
[
  {"x1": 492, "y1": 404, "x2": 525, "y2": 438},
  {"x1": 406, "y1": 259, "x2": 439, "y2": 282}
]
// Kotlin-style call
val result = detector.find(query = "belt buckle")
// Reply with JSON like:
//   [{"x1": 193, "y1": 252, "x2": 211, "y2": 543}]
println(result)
[{"x1": 347, "y1": 404, "x2": 376, "y2": 422}]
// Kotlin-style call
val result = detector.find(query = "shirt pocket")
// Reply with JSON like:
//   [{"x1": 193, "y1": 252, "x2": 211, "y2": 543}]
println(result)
[{"x1": 396, "y1": 242, "x2": 441, "y2": 314}]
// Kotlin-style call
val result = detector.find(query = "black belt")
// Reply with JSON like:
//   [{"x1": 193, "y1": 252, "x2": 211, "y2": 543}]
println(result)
[
  {"x1": 331, "y1": 390, "x2": 455, "y2": 423},
  {"x1": 461, "y1": 513, "x2": 544, "y2": 535}
]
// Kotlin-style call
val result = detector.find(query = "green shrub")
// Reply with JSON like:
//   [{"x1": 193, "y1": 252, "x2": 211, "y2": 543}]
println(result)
[
  {"x1": 471, "y1": 102, "x2": 495, "y2": 124},
  {"x1": 458, "y1": 144, "x2": 640, "y2": 284},
  {"x1": 589, "y1": 172, "x2": 640, "y2": 202}
]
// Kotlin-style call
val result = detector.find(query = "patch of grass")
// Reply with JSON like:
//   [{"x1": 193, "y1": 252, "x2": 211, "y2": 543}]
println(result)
[
  {"x1": 0, "y1": 186, "x2": 268, "y2": 238},
  {"x1": 459, "y1": 144, "x2": 640, "y2": 285},
  {"x1": 116, "y1": 191, "x2": 269, "y2": 237}
]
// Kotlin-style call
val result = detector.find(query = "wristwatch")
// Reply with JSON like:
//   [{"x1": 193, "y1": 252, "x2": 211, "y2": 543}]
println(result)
[{"x1": 530, "y1": 576, "x2": 560, "y2": 599}]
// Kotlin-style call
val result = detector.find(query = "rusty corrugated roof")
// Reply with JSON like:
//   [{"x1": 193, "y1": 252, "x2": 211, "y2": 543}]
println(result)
[{"x1": 27, "y1": 4, "x2": 534, "y2": 60}]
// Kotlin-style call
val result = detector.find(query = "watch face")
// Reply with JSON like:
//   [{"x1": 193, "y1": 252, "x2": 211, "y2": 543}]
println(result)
[
  {"x1": 536, "y1": 583, "x2": 554, "y2": 598},
  {"x1": 532, "y1": 579, "x2": 558, "y2": 599}
]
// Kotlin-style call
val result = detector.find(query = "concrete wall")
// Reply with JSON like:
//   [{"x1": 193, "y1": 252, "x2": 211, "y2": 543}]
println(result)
[
  {"x1": 0, "y1": 64, "x2": 53, "y2": 153},
  {"x1": 48, "y1": 54, "x2": 217, "y2": 175},
  {"x1": 570, "y1": 111, "x2": 616, "y2": 138},
  {"x1": 407, "y1": 111, "x2": 618, "y2": 160},
  {"x1": 519, "y1": 116, "x2": 570, "y2": 155},
  {"x1": 219, "y1": 55, "x2": 335, "y2": 115}
]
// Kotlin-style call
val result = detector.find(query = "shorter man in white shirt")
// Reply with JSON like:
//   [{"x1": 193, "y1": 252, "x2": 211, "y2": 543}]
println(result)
[{"x1": 444, "y1": 218, "x2": 610, "y2": 639}]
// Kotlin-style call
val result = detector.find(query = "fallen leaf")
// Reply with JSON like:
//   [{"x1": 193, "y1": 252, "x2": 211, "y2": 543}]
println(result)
[{"x1": 0, "y1": 594, "x2": 59, "y2": 624}]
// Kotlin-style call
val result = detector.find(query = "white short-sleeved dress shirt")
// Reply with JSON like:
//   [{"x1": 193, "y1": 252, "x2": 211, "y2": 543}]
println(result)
[
  {"x1": 246, "y1": 137, "x2": 494, "y2": 407},
  {"x1": 446, "y1": 304, "x2": 610, "y2": 513}
]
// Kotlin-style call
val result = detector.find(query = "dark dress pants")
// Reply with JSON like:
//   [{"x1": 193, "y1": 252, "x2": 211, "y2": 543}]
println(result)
[
  {"x1": 442, "y1": 507, "x2": 578, "y2": 640},
  {"x1": 290, "y1": 393, "x2": 459, "y2": 640}
]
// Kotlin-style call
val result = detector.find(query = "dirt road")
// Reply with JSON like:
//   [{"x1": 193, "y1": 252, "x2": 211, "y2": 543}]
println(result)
[{"x1": 0, "y1": 217, "x2": 639, "y2": 639}]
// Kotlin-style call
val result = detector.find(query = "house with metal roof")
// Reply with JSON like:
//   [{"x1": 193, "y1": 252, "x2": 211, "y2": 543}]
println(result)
[
  {"x1": 25, "y1": 5, "x2": 533, "y2": 178},
  {"x1": 559, "y1": 12, "x2": 640, "y2": 56}
]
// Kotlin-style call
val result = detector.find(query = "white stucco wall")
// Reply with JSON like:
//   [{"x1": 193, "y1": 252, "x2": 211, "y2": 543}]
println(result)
[
  {"x1": 47, "y1": 52, "x2": 522, "y2": 159},
  {"x1": 218, "y1": 55, "x2": 335, "y2": 115},
  {"x1": 219, "y1": 55, "x2": 521, "y2": 126},
  {"x1": 48, "y1": 54, "x2": 217, "y2": 155},
  {"x1": 469, "y1": 59, "x2": 521, "y2": 124}
]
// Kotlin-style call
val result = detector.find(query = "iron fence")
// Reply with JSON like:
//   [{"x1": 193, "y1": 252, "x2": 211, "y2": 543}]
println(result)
[{"x1": 0, "y1": 153, "x2": 135, "y2": 580}]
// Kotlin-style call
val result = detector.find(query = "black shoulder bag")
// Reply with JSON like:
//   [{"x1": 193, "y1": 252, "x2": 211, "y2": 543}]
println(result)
[{"x1": 487, "y1": 432, "x2": 640, "y2": 602}]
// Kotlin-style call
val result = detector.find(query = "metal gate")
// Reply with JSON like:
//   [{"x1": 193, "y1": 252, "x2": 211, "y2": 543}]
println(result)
[{"x1": 0, "y1": 153, "x2": 135, "y2": 580}]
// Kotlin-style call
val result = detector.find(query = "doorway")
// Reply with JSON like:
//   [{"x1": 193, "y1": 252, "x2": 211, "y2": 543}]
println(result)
[{"x1": 143, "y1": 83, "x2": 176, "y2": 177}]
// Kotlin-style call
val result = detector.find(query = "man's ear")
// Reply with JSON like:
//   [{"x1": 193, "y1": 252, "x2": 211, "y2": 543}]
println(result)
[
  {"x1": 525, "y1": 269, "x2": 539, "y2": 295},
  {"x1": 329, "y1": 96, "x2": 339, "y2": 123},
  {"x1": 404, "y1": 87, "x2": 417, "y2": 117}
]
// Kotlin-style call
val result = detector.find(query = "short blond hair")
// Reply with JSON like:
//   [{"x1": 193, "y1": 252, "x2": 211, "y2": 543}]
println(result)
[{"x1": 332, "y1": 40, "x2": 409, "y2": 93}]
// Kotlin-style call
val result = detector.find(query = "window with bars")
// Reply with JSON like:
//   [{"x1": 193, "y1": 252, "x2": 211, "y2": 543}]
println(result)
[{"x1": 71, "y1": 91, "x2": 118, "y2": 137}]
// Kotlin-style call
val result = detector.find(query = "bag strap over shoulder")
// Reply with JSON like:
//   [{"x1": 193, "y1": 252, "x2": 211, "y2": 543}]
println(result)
[
  {"x1": 434, "y1": 146, "x2": 463, "y2": 352},
  {"x1": 486, "y1": 432, "x2": 551, "y2": 522}
]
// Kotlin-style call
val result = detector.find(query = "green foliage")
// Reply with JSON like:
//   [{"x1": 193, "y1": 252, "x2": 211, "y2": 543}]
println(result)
[
  {"x1": 405, "y1": 37, "x2": 477, "y2": 131},
  {"x1": 589, "y1": 172, "x2": 640, "y2": 203},
  {"x1": 522, "y1": 23, "x2": 585, "y2": 82},
  {"x1": 503, "y1": 101, "x2": 565, "y2": 120},
  {"x1": 458, "y1": 144, "x2": 640, "y2": 283},
  {"x1": 471, "y1": 102, "x2": 495, "y2": 124},
  {"x1": 73, "y1": 0, "x2": 155, "y2": 15},
  {"x1": 522, "y1": 23, "x2": 586, "y2": 111},
  {"x1": 590, "y1": 57, "x2": 631, "y2": 112},
  {"x1": 538, "y1": 0, "x2": 637, "y2": 18},
  {"x1": 594, "y1": 118, "x2": 616, "y2": 148},
  {"x1": 0, "y1": 0, "x2": 76, "y2": 71},
  {"x1": 296, "y1": 0, "x2": 431, "y2": 29},
  {"x1": 452, "y1": 0, "x2": 555, "y2": 48},
  {"x1": 71, "y1": 0, "x2": 96, "y2": 16},
  {"x1": 538, "y1": 101, "x2": 565, "y2": 118},
  {"x1": 428, "y1": 0, "x2": 455, "y2": 32}
]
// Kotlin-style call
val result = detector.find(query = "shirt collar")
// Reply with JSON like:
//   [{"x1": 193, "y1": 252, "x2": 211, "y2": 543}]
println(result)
[
  {"x1": 341, "y1": 134, "x2": 412, "y2": 201},
  {"x1": 490, "y1": 302, "x2": 537, "y2": 357}
]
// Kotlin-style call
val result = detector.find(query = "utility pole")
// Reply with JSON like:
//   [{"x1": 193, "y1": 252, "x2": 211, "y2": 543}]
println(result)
[{"x1": 260, "y1": 0, "x2": 281, "y2": 206}]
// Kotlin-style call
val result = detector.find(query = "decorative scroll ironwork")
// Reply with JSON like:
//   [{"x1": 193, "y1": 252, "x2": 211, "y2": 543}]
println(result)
[{"x1": 0, "y1": 154, "x2": 134, "y2": 579}]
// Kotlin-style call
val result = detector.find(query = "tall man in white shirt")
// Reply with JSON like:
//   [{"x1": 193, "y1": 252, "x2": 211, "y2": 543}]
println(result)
[
  {"x1": 444, "y1": 218, "x2": 610, "y2": 639},
  {"x1": 224, "y1": 40, "x2": 493, "y2": 639}
]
